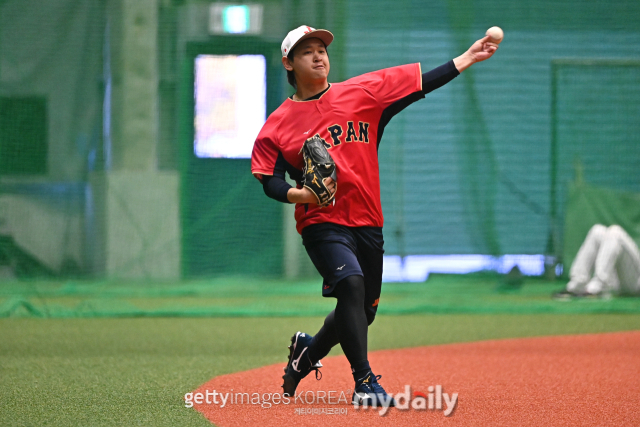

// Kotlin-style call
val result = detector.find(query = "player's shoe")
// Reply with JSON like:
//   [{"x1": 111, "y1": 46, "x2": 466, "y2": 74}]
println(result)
[
  {"x1": 352, "y1": 371, "x2": 396, "y2": 407},
  {"x1": 552, "y1": 289, "x2": 579, "y2": 301},
  {"x1": 281, "y1": 331, "x2": 322, "y2": 397},
  {"x1": 552, "y1": 289, "x2": 607, "y2": 300}
]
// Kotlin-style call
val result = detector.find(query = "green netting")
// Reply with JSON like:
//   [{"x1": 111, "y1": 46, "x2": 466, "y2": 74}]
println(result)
[
  {"x1": 0, "y1": 0, "x2": 639, "y2": 287},
  {"x1": 2, "y1": 273, "x2": 639, "y2": 318}
]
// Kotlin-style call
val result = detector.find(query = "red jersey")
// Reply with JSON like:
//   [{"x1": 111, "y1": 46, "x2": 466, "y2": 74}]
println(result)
[{"x1": 251, "y1": 63, "x2": 423, "y2": 234}]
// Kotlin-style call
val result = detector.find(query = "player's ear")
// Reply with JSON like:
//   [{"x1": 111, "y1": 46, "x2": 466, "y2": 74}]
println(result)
[{"x1": 282, "y1": 56, "x2": 294, "y2": 71}]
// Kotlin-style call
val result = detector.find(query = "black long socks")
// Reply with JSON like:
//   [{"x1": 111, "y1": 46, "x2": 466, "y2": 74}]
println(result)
[{"x1": 308, "y1": 275, "x2": 370, "y2": 380}]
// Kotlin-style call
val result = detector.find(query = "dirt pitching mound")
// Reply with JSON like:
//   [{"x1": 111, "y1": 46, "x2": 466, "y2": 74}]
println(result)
[{"x1": 190, "y1": 331, "x2": 640, "y2": 426}]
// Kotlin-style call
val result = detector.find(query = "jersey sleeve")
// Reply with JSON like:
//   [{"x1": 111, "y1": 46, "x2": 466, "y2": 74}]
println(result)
[
  {"x1": 347, "y1": 63, "x2": 423, "y2": 109},
  {"x1": 251, "y1": 125, "x2": 280, "y2": 181}
]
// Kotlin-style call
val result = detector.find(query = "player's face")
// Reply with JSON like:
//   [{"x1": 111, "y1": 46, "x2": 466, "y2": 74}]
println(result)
[{"x1": 289, "y1": 38, "x2": 330, "y2": 83}]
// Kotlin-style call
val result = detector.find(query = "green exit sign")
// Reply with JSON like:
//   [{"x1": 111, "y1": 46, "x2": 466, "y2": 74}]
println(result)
[
  {"x1": 209, "y1": 4, "x2": 263, "y2": 35},
  {"x1": 223, "y1": 5, "x2": 249, "y2": 33}
]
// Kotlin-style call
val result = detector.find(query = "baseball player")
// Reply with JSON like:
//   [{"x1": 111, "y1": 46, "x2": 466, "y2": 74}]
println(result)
[
  {"x1": 555, "y1": 224, "x2": 640, "y2": 299},
  {"x1": 251, "y1": 25, "x2": 498, "y2": 407}
]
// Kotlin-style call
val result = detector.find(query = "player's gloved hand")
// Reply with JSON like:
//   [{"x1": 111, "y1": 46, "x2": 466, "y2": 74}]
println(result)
[{"x1": 301, "y1": 135, "x2": 338, "y2": 207}]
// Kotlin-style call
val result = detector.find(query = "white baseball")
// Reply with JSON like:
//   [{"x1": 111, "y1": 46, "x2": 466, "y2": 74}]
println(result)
[{"x1": 486, "y1": 26, "x2": 504, "y2": 44}]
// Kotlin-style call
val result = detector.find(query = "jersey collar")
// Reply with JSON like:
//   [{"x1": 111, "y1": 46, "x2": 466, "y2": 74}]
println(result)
[{"x1": 289, "y1": 84, "x2": 332, "y2": 102}]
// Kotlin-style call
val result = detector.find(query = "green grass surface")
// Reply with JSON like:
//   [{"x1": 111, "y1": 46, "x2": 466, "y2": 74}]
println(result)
[
  {"x1": 2, "y1": 314, "x2": 640, "y2": 426},
  {"x1": 3, "y1": 273, "x2": 640, "y2": 317}
]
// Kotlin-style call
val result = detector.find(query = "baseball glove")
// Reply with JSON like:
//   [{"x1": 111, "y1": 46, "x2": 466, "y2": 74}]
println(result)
[{"x1": 301, "y1": 134, "x2": 337, "y2": 207}]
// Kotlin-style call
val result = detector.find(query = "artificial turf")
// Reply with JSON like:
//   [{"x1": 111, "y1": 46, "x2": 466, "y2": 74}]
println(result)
[
  {"x1": 3, "y1": 273, "x2": 640, "y2": 318},
  {"x1": 2, "y1": 314, "x2": 640, "y2": 426}
]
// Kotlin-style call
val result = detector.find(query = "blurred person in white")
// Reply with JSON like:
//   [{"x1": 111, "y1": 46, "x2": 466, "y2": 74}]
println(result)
[{"x1": 556, "y1": 224, "x2": 640, "y2": 299}]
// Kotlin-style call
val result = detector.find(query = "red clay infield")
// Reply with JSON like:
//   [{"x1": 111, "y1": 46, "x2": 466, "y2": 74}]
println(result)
[{"x1": 191, "y1": 331, "x2": 640, "y2": 426}]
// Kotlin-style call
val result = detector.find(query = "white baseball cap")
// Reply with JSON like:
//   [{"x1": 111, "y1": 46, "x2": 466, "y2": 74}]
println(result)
[{"x1": 281, "y1": 25, "x2": 334, "y2": 58}]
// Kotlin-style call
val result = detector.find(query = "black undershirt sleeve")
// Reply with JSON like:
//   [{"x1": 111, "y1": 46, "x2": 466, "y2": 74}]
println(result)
[
  {"x1": 422, "y1": 60, "x2": 460, "y2": 95},
  {"x1": 262, "y1": 175, "x2": 293, "y2": 204}
]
